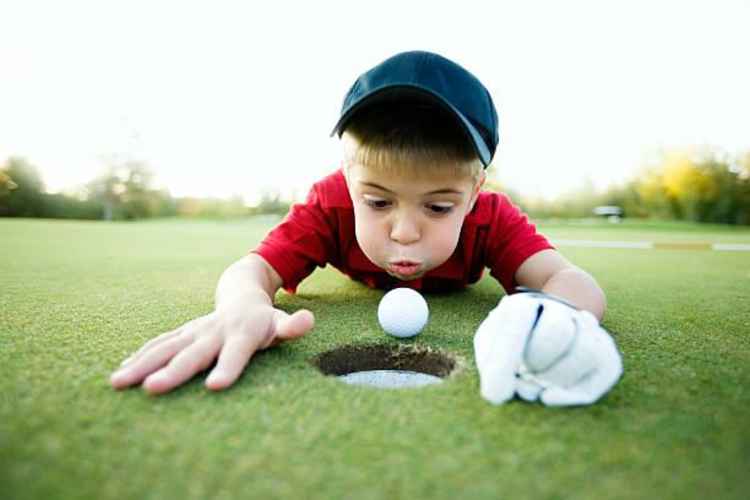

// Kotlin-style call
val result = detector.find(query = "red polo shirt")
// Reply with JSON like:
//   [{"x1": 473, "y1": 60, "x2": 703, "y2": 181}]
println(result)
[{"x1": 252, "y1": 169, "x2": 553, "y2": 294}]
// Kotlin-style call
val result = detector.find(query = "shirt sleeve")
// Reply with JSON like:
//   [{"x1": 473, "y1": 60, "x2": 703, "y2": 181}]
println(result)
[
  {"x1": 252, "y1": 182, "x2": 338, "y2": 294},
  {"x1": 485, "y1": 194, "x2": 554, "y2": 293}
]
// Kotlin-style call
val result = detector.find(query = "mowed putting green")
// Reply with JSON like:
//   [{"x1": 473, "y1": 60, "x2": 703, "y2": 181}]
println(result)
[{"x1": 1, "y1": 217, "x2": 749, "y2": 500}]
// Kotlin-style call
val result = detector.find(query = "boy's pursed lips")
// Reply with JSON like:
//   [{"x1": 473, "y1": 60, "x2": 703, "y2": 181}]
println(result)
[{"x1": 388, "y1": 260, "x2": 422, "y2": 277}]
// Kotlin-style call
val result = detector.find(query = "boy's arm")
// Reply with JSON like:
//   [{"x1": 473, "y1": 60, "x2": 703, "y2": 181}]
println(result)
[
  {"x1": 215, "y1": 253, "x2": 283, "y2": 311},
  {"x1": 514, "y1": 249, "x2": 606, "y2": 321}
]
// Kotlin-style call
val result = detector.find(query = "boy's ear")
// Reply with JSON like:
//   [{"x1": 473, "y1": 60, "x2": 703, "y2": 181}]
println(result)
[
  {"x1": 477, "y1": 171, "x2": 487, "y2": 191},
  {"x1": 469, "y1": 171, "x2": 486, "y2": 211},
  {"x1": 342, "y1": 162, "x2": 352, "y2": 188}
]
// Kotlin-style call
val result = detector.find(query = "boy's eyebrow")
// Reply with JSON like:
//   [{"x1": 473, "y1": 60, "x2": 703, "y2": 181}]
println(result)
[{"x1": 359, "y1": 181, "x2": 463, "y2": 196}]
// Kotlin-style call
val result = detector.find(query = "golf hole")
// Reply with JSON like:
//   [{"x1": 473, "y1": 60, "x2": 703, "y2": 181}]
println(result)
[{"x1": 312, "y1": 343, "x2": 456, "y2": 389}]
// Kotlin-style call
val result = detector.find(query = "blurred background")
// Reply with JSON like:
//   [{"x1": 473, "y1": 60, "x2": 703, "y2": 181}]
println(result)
[{"x1": 1, "y1": 0, "x2": 748, "y2": 223}]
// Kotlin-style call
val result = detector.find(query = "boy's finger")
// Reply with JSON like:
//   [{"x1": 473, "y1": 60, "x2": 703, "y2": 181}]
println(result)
[
  {"x1": 110, "y1": 333, "x2": 194, "y2": 389},
  {"x1": 474, "y1": 295, "x2": 539, "y2": 405},
  {"x1": 120, "y1": 326, "x2": 184, "y2": 367},
  {"x1": 272, "y1": 309, "x2": 315, "y2": 344},
  {"x1": 539, "y1": 386, "x2": 595, "y2": 406},
  {"x1": 516, "y1": 375, "x2": 544, "y2": 402},
  {"x1": 205, "y1": 334, "x2": 259, "y2": 391},
  {"x1": 535, "y1": 329, "x2": 622, "y2": 407},
  {"x1": 553, "y1": 332, "x2": 623, "y2": 405},
  {"x1": 142, "y1": 335, "x2": 223, "y2": 395},
  {"x1": 522, "y1": 300, "x2": 577, "y2": 372}
]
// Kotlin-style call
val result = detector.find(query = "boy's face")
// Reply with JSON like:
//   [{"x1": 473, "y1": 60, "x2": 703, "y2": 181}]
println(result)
[{"x1": 345, "y1": 161, "x2": 484, "y2": 281}]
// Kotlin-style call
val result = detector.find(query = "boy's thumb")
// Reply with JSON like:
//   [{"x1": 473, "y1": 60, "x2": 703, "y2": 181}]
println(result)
[{"x1": 272, "y1": 309, "x2": 315, "y2": 342}]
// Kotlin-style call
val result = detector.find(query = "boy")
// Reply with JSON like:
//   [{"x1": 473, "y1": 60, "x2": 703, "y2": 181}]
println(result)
[{"x1": 110, "y1": 51, "x2": 622, "y2": 405}]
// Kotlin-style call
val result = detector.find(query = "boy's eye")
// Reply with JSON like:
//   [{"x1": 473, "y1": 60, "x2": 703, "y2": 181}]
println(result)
[
  {"x1": 427, "y1": 204, "x2": 453, "y2": 215},
  {"x1": 364, "y1": 198, "x2": 391, "y2": 209}
]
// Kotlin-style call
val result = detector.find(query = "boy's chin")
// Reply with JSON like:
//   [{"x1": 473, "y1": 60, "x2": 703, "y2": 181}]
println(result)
[{"x1": 387, "y1": 269, "x2": 426, "y2": 281}]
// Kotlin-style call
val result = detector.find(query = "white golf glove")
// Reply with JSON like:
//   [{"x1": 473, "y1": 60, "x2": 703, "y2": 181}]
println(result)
[{"x1": 474, "y1": 288, "x2": 623, "y2": 407}]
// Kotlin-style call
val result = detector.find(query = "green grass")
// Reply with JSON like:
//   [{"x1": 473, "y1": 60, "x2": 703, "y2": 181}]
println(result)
[{"x1": 1, "y1": 217, "x2": 749, "y2": 500}]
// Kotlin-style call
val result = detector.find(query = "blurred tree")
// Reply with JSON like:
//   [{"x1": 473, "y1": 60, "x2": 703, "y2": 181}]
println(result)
[
  {"x1": 85, "y1": 161, "x2": 173, "y2": 220},
  {"x1": 698, "y1": 153, "x2": 741, "y2": 224},
  {"x1": 636, "y1": 166, "x2": 674, "y2": 218},
  {"x1": 177, "y1": 195, "x2": 250, "y2": 218},
  {"x1": 0, "y1": 171, "x2": 18, "y2": 196},
  {"x1": 0, "y1": 157, "x2": 46, "y2": 217},
  {"x1": 615, "y1": 148, "x2": 750, "y2": 224},
  {"x1": 600, "y1": 182, "x2": 647, "y2": 218},
  {"x1": 86, "y1": 165, "x2": 125, "y2": 220},
  {"x1": 119, "y1": 164, "x2": 162, "y2": 219},
  {"x1": 247, "y1": 190, "x2": 290, "y2": 216},
  {"x1": 732, "y1": 151, "x2": 750, "y2": 224},
  {"x1": 661, "y1": 151, "x2": 720, "y2": 221},
  {"x1": 41, "y1": 193, "x2": 104, "y2": 219}
]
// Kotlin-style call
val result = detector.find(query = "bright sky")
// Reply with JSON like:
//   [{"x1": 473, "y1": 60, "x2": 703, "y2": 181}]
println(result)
[{"x1": 1, "y1": 0, "x2": 748, "y2": 202}]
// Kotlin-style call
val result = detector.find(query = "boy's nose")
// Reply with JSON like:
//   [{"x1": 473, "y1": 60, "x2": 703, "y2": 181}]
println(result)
[{"x1": 389, "y1": 215, "x2": 421, "y2": 244}]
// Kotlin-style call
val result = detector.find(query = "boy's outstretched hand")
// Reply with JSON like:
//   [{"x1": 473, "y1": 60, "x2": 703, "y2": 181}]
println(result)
[
  {"x1": 110, "y1": 304, "x2": 314, "y2": 395},
  {"x1": 473, "y1": 290, "x2": 622, "y2": 407}
]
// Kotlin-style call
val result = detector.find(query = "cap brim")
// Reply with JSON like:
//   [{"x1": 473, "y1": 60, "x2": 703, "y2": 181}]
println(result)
[{"x1": 330, "y1": 84, "x2": 492, "y2": 167}]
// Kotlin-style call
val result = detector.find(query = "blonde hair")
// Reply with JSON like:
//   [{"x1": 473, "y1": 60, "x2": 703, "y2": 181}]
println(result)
[{"x1": 340, "y1": 89, "x2": 485, "y2": 185}]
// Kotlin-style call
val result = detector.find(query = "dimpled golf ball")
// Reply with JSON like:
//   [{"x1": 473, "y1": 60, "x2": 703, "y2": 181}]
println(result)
[{"x1": 377, "y1": 288, "x2": 429, "y2": 338}]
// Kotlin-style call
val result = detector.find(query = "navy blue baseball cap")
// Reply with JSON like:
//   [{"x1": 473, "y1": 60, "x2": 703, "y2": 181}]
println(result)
[{"x1": 330, "y1": 50, "x2": 499, "y2": 167}]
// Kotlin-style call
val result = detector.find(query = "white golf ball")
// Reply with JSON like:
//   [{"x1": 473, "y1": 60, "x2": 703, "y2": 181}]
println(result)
[{"x1": 377, "y1": 288, "x2": 429, "y2": 338}]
